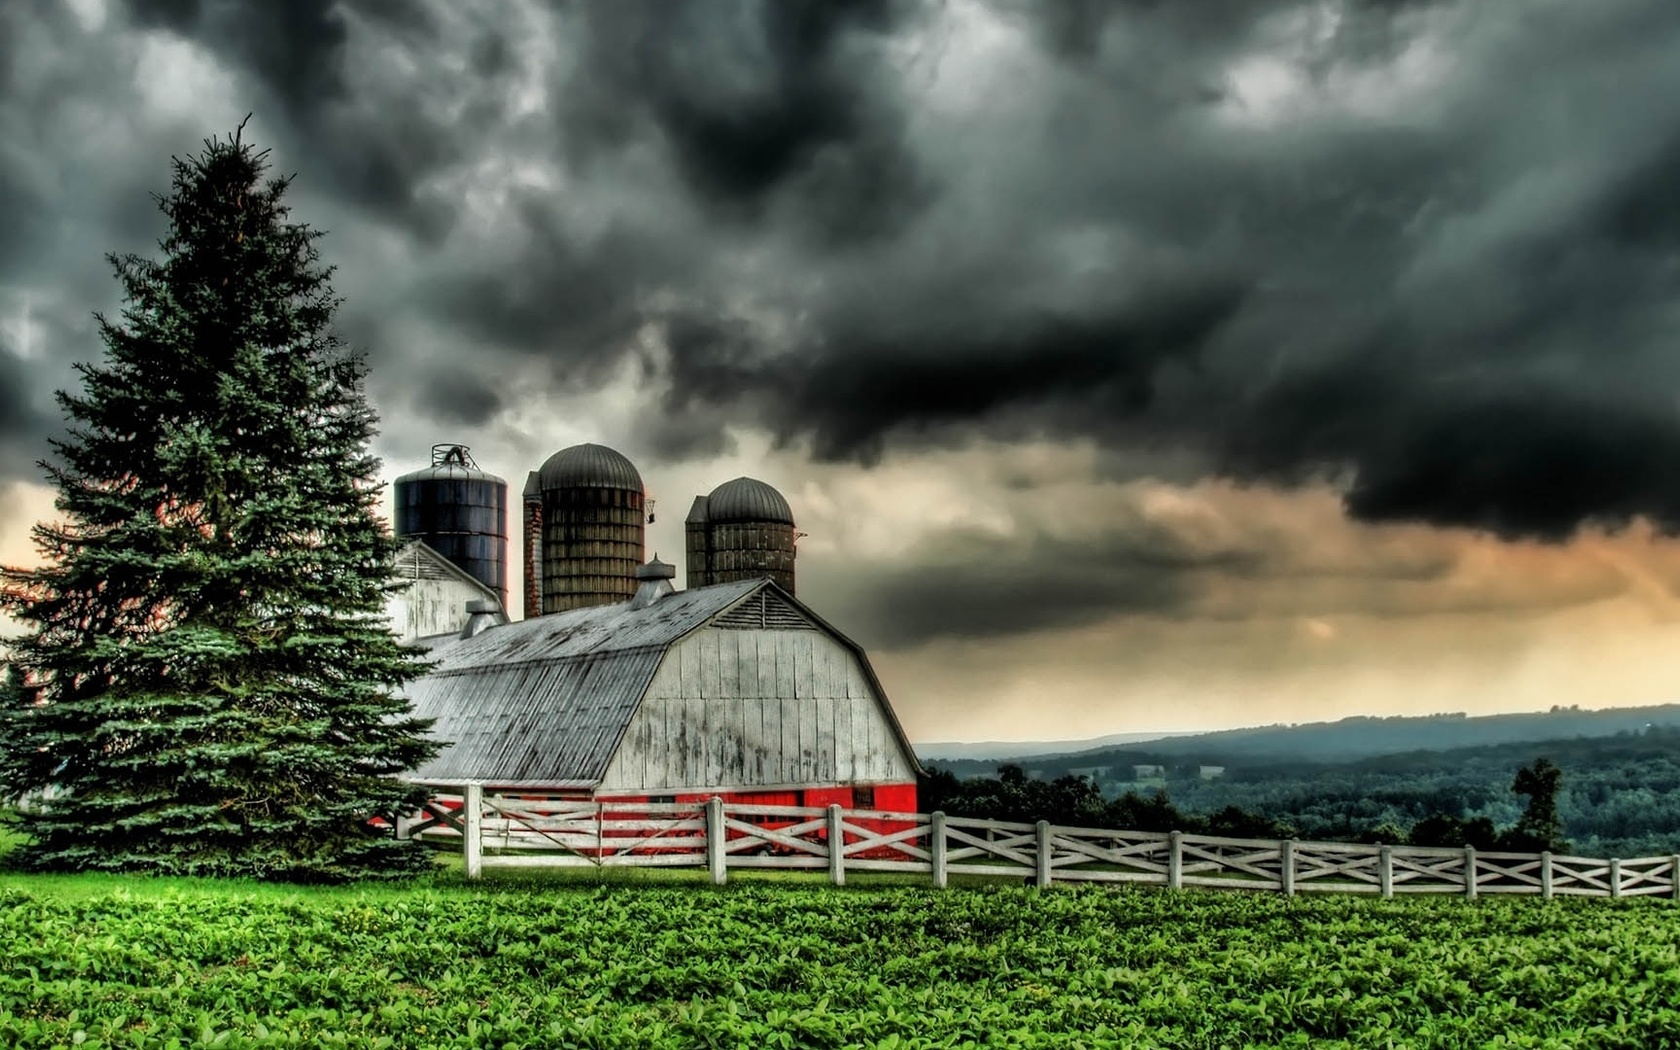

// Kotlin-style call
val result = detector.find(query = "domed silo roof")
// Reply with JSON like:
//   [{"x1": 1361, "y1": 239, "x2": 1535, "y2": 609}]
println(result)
[
  {"x1": 537, "y1": 443, "x2": 643, "y2": 492},
  {"x1": 705, "y1": 477, "x2": 794, "y2": 525}
]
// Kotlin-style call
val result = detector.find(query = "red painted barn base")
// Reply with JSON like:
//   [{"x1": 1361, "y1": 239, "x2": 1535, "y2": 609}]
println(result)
[
  {"x1": 600, "y1": 784, "x2": 918, "y2": 812},
  {"x1": 475, "y1": 785, "x2": 918, "y2": 810},
  {"x1": 605, "y1": 785, "x2": 921, "y2": 861}
]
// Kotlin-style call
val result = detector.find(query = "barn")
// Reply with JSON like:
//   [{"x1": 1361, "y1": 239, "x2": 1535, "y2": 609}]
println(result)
[
  {"x1": 386, "y1": 539, "x2": 507, "y2": 645},
  {"x1": 400, "y1": 559, "x2": 922, "y2": 811}
]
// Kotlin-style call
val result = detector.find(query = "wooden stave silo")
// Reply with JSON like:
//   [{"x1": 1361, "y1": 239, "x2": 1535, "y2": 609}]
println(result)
[
  {"x1": 536, "y1": 443, "x2": 646, "y2": 614},
  {"x1": 687, "y1": 476, "x2": 796, "y2": 594}
]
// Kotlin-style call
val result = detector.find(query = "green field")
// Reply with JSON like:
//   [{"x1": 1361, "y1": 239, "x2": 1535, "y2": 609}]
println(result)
[{"x1": 2, "y1": 866, "x2": 1677, "y2": 1049}]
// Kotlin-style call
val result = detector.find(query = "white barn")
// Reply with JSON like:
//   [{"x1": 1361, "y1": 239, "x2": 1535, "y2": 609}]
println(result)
[
  {"x1": 399, "y1": 564, "x2": 922, "y2": 811},
  {"x1": 386, "y1": 539, "x2": 507, "y2": 645}
]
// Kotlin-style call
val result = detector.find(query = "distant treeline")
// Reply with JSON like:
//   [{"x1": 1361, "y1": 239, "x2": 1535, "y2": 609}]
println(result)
[
  {"x1": 928, "y1": 703, "x2": 1680, "y2": 779},
  {"x1": 924, "y1": 728, "x2": 1680, "y2": 856}
]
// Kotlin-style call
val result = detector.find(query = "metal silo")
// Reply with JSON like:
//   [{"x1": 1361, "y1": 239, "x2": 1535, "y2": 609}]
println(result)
[
  {"x1": 685, "y1": 476, "x2": 797, "y2": 593},
  {"x1": 393, "y1": 444, "x2": 509, "y2": 610},
  {"x1": 537, "y1": 443, "x2": 646, "y2": 613}
]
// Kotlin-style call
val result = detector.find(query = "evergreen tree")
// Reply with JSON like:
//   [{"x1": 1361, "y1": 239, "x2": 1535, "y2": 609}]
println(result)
[
  {"x1": 0, "y1": 125, "x2": 438, "y2": 881},
  {"x1": 0, "y1": 659, "x2": 21, "y2": 714},
  {"x1": 0, "y1": 657, "x2": 27, "y2": 799}
]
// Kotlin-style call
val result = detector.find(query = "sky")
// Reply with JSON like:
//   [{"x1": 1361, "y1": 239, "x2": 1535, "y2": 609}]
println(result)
[{"x1": 4, "y1": 0, "x2": 1680, "y2": 743}]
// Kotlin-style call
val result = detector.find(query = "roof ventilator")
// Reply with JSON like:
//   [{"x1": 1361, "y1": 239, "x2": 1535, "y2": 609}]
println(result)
[
  {"x1": 630, "y1": 556, "x2": 677, "y2": 610},
  {"x1": 458, "y1": 598, "x2": 503, "y2": 639}
]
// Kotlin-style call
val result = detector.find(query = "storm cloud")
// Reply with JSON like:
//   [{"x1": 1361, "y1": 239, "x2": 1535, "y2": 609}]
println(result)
[{"x1": 6, "y1": 0, "x2": 1680, "y2": 682}]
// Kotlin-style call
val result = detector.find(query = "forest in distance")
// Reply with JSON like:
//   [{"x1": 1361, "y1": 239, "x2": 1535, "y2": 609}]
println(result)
[{"x1": 921, "y1": 713, "x2": 1680, "y2": 859}]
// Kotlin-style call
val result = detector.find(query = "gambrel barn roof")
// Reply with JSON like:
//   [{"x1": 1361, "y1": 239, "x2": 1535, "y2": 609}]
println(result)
[{"x1": 401, "y1": 578, "x2": 922, "y2": 790}]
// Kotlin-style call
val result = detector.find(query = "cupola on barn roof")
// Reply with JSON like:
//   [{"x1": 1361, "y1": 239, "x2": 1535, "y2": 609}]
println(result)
[
  {"x1": 705, "y1": 476, "x2": 794, "y2": 524},
  {"x1": 536, "y1": 442, "x2": 644, "y2": 492}
]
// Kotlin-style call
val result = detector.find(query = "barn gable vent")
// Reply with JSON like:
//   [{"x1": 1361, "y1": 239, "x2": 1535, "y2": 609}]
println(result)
[{"x1": 714, "y1": 589, "x2": 817, "y2": 631}]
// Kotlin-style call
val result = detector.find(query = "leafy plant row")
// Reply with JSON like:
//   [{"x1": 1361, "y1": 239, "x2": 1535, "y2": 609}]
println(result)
[{"x1": 4, "y1": 877, "x2": 1678, "y2": 1048}]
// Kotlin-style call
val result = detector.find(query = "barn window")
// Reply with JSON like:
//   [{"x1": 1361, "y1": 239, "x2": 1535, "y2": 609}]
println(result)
[
  {"x1": 853, "y1": 786, "x2": 875, "y2": 809},
  {"x1": 649, "y1": 794, "x2": 675, "y2": 806}
]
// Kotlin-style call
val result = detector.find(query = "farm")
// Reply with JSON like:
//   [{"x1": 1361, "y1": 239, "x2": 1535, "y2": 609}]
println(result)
[
  {"x1": 6, "y1": 42, "x2": 1680, "y2": 1050},
  {"x1": 3, "y1": 868, "x2": 1677, "y2": 1049}
]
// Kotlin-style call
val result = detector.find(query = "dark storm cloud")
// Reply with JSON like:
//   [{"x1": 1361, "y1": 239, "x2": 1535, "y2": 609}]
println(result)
[
  {"x1": 428, "y1": 197, "x2": 679, "y2": 379},
  {"x1": 122, "y1": 0, "x2": 466, "y2": 235},
  {"x1": 801, "y1": 473, "x2": 1630, "y2": 651},
  {"x1": 0, "y1": 166, "x2": 47, "y2": 284},
  {"x1": 0, "y1": 3, "x2": 73, "y2": 283},
  {"x1": 202, "y1": 0, "x2": 1680, "y2": 543},
  {"x1": 1227, "y1": 363, "x2": 1680, "y2": 542},
  {"x1": 1011, "y1": 0, "x2": 1281, "y2": 65},
  {"x1": 0, "y1": 0, "x2": 202, "y2": 482},
  {"x1": 0, "y1": 346, "x2": 50, "y2": 480},
  {"x1": 659, "y1": 276, "x2": 1251, "y2": 462},
  {"x1": 410, "y1": 366, "x2": 504, "y2": 428},
  {"x1": 9, "y1": 0, "x2": 1680, "y2": 566},
  {"x1": 558, "y1": 0, "x2": 929, "y2": 243},
  {"x1": 1594, "y1": 128, "x2": 1680, "y2": 252},
  {"x1": 803, "y1": 523, "x2": 1254, "y2": 649},
  {"x1": 126, "y1": 0, "x2": 351, "y2": 111},
  {"x1": 0, "y1": 295, "x2": 120, "y2": 489}
]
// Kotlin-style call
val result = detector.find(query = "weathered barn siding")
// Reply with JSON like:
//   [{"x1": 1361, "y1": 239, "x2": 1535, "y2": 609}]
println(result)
[
  {"x1": 597, "y1": 627, "x2": 918, "y2": 793},
  {"x1": 388, "y1": 575, "x2": 487, "y2": 641},
  {"x1": 387, "y1": 540, "x2": 501, "y2": 642}
]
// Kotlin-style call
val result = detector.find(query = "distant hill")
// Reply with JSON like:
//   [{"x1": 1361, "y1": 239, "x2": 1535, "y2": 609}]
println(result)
[
  {"x1": 924, "y1": 703, "x2": 1680, "y2": 780},
  {"x1": 915, "y1": 730, "x2": 1190, "y2": 761}
]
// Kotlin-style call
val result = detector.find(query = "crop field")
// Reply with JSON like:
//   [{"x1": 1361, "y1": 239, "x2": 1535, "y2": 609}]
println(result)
[{"x1": 2, "y1": 868, "x2": 1677, "y2": 1049}]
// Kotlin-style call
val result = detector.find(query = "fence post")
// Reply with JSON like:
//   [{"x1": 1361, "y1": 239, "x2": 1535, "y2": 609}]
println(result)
[
  {"x1": 463, "y1": 784, "x2": 483, "y2": 881},
  {"x1": 1610, "y1": 858, "x2": 1622, "y2": 900},
  {"x1": 706, "y1": 797, "x2": 726, "y2": 886},
  {"x1": 828, "y1": 805, "x2": 846, "y2": 886},
  {"x1": 1035, "y1": 821, "x2": 1052, "y2": 889},
  {"x1": 1379, "y1": 846, "x2": 1393, "y2": 899},
  {"x1": 1168, "y1": 831, "x2": 1183, "y2": 890},
  {"x1": 1463, "y1": 845, "x2": 1477, "y2": 901},
  {"x1": 1672, "y1": 855, "x2": 1680, "y2": 902},
  {"x1": 1281, "y1": 839, "x2": 1295, "y2": 897},
  {"x1": 931, "y1": 812, "x2": 948, "y2": 889},
  {"x1": 1541, "y1": 852, "x2": 1553, "y2": 900}
]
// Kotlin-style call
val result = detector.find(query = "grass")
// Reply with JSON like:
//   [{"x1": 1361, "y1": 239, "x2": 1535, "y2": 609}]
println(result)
[
  {"x1": 2, "y1": 848, "x2": 1678, "y2": 1049},
  {"x1": 3, "y1": 822, "x2": 1676, "y2": 1047}
]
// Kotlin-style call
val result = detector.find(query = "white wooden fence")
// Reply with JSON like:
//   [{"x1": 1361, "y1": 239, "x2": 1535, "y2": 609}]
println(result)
[{"x1": 403, "y1": 787, "x2": 1680, "y2": 901}]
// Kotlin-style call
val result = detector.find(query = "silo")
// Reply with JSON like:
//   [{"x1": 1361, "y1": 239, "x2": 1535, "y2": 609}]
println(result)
[
  {"x1": 686, "y1": 477, "x2": 797, "y2": 593},
  {"x1": 393, "y1": 444, "x2": 509, "y2": 610},
  {"x1": 537, "y1": 443, "x2": 646, "y2": 613}
]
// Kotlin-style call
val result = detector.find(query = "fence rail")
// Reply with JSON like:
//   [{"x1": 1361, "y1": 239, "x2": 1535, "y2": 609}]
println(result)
[{"x1": 406, "y1": 786, "x2": 1680, "y2": 901}]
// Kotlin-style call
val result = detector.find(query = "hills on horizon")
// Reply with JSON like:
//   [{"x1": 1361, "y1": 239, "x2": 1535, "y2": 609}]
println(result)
[
  {"x1": 916, "y1": 702, "x2": 1680, "y2": 773},
  {"x1": 915, "y1": 730, "x2": 1191, "y2": 761}
]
